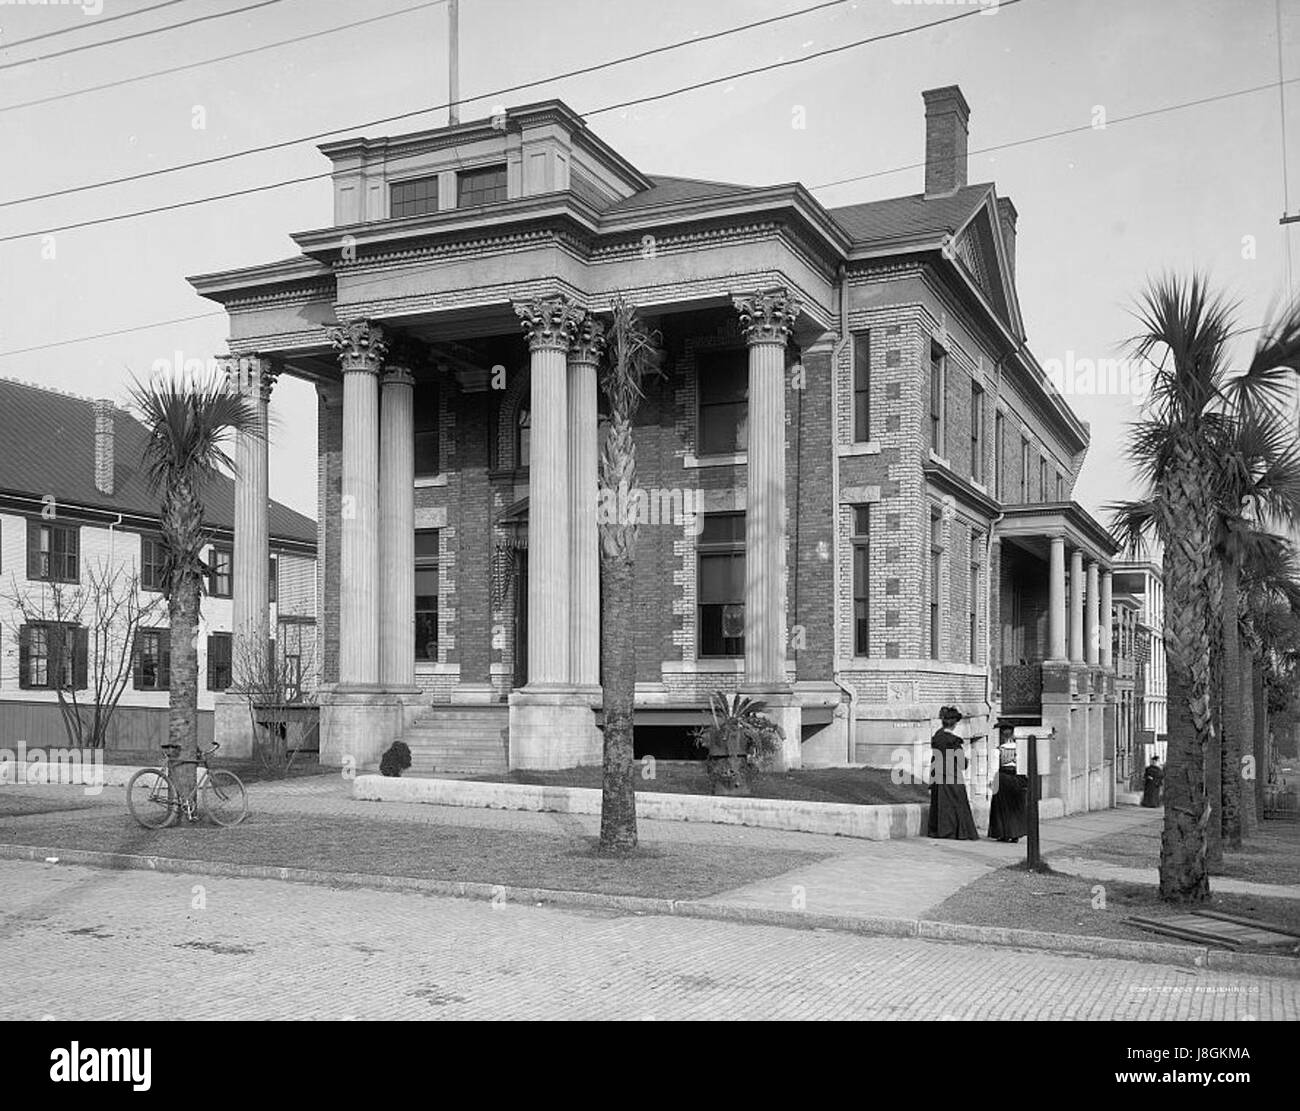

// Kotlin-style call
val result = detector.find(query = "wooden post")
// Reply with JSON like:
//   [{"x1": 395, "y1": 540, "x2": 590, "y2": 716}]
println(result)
[{"x1": 1026, "y1": 732, "x2": 1043, "y2": 871}]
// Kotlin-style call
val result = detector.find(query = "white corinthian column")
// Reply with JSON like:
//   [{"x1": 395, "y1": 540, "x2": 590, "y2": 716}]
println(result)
[
  {"x1": 228, "y1": 353, "x2": 277, "y2": 686},
  {"x1": 735, "y1": 288, "x2": 800, "y2": 689},
  {"x1": 380, "y1": 355, "x2": 416, "y2": 690},
  {"x1": 515, "y1": 296, "x2": 583, "y2": 688},
  {"x1": 329, "y1": 320, "x2": 386, "y2": 688},
  {"x1": 568, "y1": 316, "x2": 604, "y2": 690}
]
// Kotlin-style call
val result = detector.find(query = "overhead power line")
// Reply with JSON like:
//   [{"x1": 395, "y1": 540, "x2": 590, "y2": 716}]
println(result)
[
  {"x1": 0, "y1": 0, "x2": 290, "y2": 72},
  {"x1": 2, "y1": 0, "x2": 860, "y2": 207},
  {"x1": 0, "y1": 0, "x2": 450, "y2": 115},
  {"x1": 2, "y1": 0, "x2": 191, "y2": 48},
  {"x1": 0, "y1": 311, "x2": 225, "y2": 358}
]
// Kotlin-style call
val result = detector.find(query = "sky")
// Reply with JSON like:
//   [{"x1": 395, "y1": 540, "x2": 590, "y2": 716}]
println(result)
[{"x1": 0, "y1": 0, "x2": 1296, "y2": 523}]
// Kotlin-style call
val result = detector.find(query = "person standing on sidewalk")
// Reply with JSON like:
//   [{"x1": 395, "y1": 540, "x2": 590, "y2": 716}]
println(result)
[
  {"x1": 1140, "y1": 756, "x2": 1164, "y2": 808},
  {"x1": 987, "y1": 745, "x2": 1028, "y2": 842},
  {"x1": 928, "y1": 706, "x2": 979, "y2": 840}
]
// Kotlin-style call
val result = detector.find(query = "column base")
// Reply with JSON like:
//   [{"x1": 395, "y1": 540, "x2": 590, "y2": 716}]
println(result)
[
  {"x1": 213, "y1": 693, "x2": 253, "y2": 760},
  {"x1": 739, "y1": 684, "x2": 802, "y2": 771},
  {"x1": 319, "y1": 688, "x2": 405, "y2": 770},
  {"x1": 508, "y1": 686, "x2": 601, "y2": 770}
]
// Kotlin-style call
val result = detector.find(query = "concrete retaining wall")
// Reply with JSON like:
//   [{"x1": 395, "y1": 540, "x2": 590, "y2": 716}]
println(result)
[{"x1": 354, "y1": 774, "x2": 928, "y2": 840}]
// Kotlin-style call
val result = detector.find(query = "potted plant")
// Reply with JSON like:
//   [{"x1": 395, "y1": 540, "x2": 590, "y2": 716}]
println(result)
[{"x1": 693, "y1": 691, "x2": 785, "y2": 797}]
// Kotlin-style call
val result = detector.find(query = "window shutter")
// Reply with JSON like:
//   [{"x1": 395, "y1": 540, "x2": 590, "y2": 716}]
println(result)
[
  {"x1": 206, "y1": 635, "x2": 216, "y2": 690},
  {"x1": 74, "y1": 627, "x2": 89, "y2": 690},
  {"x1": 18, "y1": 626, "x2": 30, "y2": 690},
  {"x1": 26, "y1": 520, "x2": 41, "y2": 579},
  {"x1": 132, "y1": 630, "x2": 144, "y2": 690},
  {"x1": 160, "y1": 634, "x2": 171, "y2": 690}
]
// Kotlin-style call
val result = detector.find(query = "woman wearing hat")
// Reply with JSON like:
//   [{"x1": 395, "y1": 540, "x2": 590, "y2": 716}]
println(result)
[
  {"x1": 928, "y1": 706, "x2": 979, "y2": 840},
  {"x1": 988, "y1": 743, "x2": 1028, "y2": 842}
]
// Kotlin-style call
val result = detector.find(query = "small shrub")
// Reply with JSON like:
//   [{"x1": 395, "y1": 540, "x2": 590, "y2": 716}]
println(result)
[
  {"x1": 693, "y1": 691, "x2": 784, "y2": 796},
  {"x1": 380, "y1": 740, "x2": 412, "y2": 778}
]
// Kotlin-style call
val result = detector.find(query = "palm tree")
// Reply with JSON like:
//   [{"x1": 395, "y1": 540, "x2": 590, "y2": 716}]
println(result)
[
  {"x1": 1111, "y1": 275, "x2": 1300, "y2": 901},
  {"x1": 596, "y1": 296, "x2": 661, "y2": 854},
  {"x1": 131, "y1": 373, "x2": 258, "y2": 800}
]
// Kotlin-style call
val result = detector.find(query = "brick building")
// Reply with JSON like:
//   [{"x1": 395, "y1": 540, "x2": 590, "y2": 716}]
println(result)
[{"x1": 191, "y1": 86, "x2": 1121, "y2": 813}]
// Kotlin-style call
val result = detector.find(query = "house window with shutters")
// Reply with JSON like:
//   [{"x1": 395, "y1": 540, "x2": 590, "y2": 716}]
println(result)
[
  {"x1": 206, "y1": 632, "x2": 233, "y2": 691},
  {"x1": 19, "y1": 622, "x2": 86, "y2": 690},
  {"x1": 134, "y1": 627, "x2": 171, "y2": 691},
  {"x1": 208, "y1": 546, "x2": 233, "y2": 598},
  {"x1": 698, "y1": 512, "x2": 745, "y2": 657},
  {"x1": 140, "y1": 534, "x2": 166, "y2": 592},
  {"x1": 27, "y1": 519, "x2": 79, "y2": 584}
]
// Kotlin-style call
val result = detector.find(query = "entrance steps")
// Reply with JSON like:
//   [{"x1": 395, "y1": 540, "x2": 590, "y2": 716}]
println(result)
[{"x1": 402, "y1": 704, "x2": 509, "y2": 776}]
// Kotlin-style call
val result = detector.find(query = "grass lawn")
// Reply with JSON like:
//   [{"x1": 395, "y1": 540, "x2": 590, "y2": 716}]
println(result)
[
  {"x1": 929, "y1": 863, "x2": 1300, "y2": 953},
  {"x1": 1069, "y1": 817, "x2": 1300, "y2": 887},
  {"x1": 0, "y1": 807, "x2": 824, "y2": 901},
  {"x1": 475, "y1": 762, "x2": 928, "y2": 806}
]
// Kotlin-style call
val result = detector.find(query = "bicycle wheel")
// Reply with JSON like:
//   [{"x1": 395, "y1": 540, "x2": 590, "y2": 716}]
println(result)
[
  {"x1": 199, "y1": 769, "x2": 247, "y2": 827},
  {"x1": 126, "y1": 769, "x2": 178, "y2": 829}
]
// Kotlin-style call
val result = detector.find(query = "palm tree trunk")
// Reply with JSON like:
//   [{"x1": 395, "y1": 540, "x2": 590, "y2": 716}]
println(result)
[
  {"x1": 1240, "y1": 652, "x2": 1256, "y2": 835},
  {"x1": 1253, "y1": 661, "x2": 1268, "y2": 820},
  {"x1": 598, "y1": 555, "x2": 637, "y2": 853},
  {"x1": 169, "y1": 573, "x2": 201, "y2": 800},
  {"x1": 1161, "y1": 649, "x2": 1210, "y2": 901},
  {"x1": 1204, "y1": 562, "x2": 1223, "y2": 866},
  {"x1": 1219, "y1": 555, "x2": 1244, "y2": 848}
]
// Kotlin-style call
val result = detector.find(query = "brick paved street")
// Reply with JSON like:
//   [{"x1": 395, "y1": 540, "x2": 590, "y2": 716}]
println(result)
[{"x1": 0, "y1": 859, "x2": 1295, "y2": 1020}]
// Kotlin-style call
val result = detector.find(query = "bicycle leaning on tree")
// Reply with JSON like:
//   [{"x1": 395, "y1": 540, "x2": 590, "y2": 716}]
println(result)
[{"x1": 126, "y1": 742, "x2": 248, "y2": 828}]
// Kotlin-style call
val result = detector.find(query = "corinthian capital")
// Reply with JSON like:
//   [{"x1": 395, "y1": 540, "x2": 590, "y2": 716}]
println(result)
[
  {"x1": 514, "y1": 295, "x2": 583, "y2": 353},
  {"x1": 568, "y1": 316, "x2": 606, "y2": 366},
  {"x1": 223, "y1": 354, "x2": 280, "y2": 402},
  {"x1": 329, "y1": 320, "x2": 388, "y2": 373},
  {"x1": 733, "y1": 288, "x2": 801, "y2": 345}
]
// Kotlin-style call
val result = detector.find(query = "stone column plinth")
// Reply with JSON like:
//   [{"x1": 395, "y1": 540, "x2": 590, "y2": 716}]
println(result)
[
  {"x1": 1048, "y1": 535, "x2": 1067, "y2": 662},
  {"x1": 330, "y1": 321, "x2": 386, "y2": 689},
  {"x1": 736, "y1": 288, "x2": 801, "y2": 769},
  {"x1": 1069, "y1": 548, "x2": 1085, "y2": 663},
  {"x1": 567, "y1": 318, "x2": 604, "y2": 691},
  {"x1": 380, "y1": 362, "x2": 417, "y2": 691}
]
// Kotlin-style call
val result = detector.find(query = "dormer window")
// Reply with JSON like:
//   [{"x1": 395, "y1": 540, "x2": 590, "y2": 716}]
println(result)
[
  {"x1": 391, "y1": 175, "x2": 439, "y2": 218},
  {"x1": 457, "y1": 165, "x2": 507, "y2": 207}
]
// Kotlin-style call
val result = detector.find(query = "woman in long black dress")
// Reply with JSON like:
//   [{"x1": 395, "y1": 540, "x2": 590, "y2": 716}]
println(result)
[
  {"x1": 928, "y1": 706, "x2": 979, "y2": 840},
  {"x1": 988, "y1": 749, "x2": 1028, "y2": 842},
  {"x1": 1140, "y1": 756, "x2": 1164, "y2": 808}
]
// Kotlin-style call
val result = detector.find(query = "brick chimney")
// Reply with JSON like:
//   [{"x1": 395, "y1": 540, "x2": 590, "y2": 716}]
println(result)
[
  {"x1": 923, "y1": 85, "x2": 971, "y2": 198},
  {"x1": 92, "y1": 399, "x2": 115, "y2": 496},
  {"x1": 997, "y1": 196, "x2": 1018, "y2": 283}
]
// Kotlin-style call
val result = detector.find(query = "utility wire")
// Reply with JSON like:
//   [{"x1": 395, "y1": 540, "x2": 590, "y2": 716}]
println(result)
[
  {"x1": 0, "y1": 0, "x2": 450, "y2": 115},
  {"x1": 0, "y1": 0, "x2": 290, "y2": 72},
  {"x1": 2, "y1": 0, "x2": 859, "y2": 207},
  {"x1": 4, "y1": 71, "x2": 1297, "y2": 355},
  {"x1": 2, "y1": 0, "x2": 191, "y2": 48}
]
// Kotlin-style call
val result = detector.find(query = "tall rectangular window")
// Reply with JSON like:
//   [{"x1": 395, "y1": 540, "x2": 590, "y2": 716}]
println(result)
[
  {"x1": 390, "y1": 175, "x2": 439, "y2": 218},
  {"x1": 1056, "y1": 471, "x2": 1064, "y2": 501},
  {"x1": 697, "y1": 349, "x2": 748, "y2": 455},
  {"x1": 930, "y1": 510, "x2": 943, "y2": 661},
  {"x1": 994, "y1": 411, "x2": 1004, "y2": 498},
  {"x1": 1019, "y1": 437, "x2": 1030, "y2": 502},
  {"x1": 414, "y1": 380, "x2": 440, "y2": 476},
  {"x1": 415, "y1": 530, "x2": 439, "y2": 661},
  {"x1": 698, "y1": 513, "x2": 745, "y2": 657},
  {"x1": 140, "y1": 534, "x2": 166, "y2": 592},
  {"x1": 269, "y1": 554, "x2": 278, "y2": 605},
  {"x1": 208, "y1": 546, "x2": 233, "y2": 598},
  {"x1": 969, "y1": 535, "x2": 981, "y2": 665},
  {"x1": 853, "y1": 332, "x2": 871, "y2": 443},
  {"x1": 27, "y1": 519, "x2": 79, "y2": 583},
  {"x1": 457, "y1": 164, "x2": 507, "y2": 207},
  {"x1": 206, "y1": 633, "x2": 232, "y2": 691},
  {"x1": 929, "y1": 342, "x2": 946, "y2": 456},
  {"x1": 851, "y1": 506, "x2": 870, "y2": 657},
  {"x1": 1039, "y1": 455, "x2": 1048, "y2": 501},
  {"x1": 970, "y1": 381, "x2": 984, "y2": 482},
  {"x1": 134, "y1": 627, "x2": 171, "y2": 691},
  {"x1": 18, "y1": 623, "x2": 85, "y2": 690}
]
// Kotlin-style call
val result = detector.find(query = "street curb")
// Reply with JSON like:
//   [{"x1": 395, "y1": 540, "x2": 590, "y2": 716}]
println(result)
[{"x1": 3, "y1": 842, "x2": 1297, "y2": 978}]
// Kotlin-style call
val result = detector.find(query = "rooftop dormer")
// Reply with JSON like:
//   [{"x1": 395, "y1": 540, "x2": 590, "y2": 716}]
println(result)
[{"x1": 317, "y1": 100, "x2": 651, "y2": 225}]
